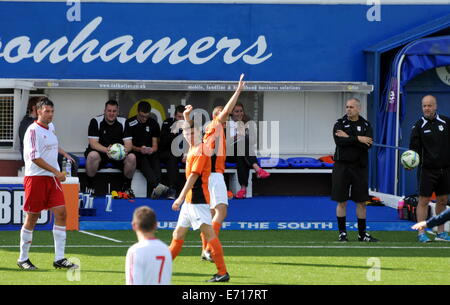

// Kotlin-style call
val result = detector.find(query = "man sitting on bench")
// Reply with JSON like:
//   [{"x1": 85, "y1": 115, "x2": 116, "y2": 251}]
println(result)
[{"x1": 84, "y1": 100, "x2": 137, "y2": 198}]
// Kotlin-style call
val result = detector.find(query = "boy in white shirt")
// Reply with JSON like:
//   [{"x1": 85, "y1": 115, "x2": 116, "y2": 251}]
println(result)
[{"x1": 126, "y1": 206, "x2": 172, "y2": 285}]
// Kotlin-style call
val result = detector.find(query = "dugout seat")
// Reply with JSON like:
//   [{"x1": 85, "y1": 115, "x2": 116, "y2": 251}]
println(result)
[
  {"x1": 287, "y1": 157, "x2": 324, "y2": 168},
  {"x1": 257, "y1": 157, "x2": 289, "y2": 168}
]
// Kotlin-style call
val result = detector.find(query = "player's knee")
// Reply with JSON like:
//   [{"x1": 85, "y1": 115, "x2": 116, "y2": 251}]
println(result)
[
  {"x1": 215, "y1": 205, "x2": 227, "y2": 220},
  {"x1": 87, "y1": 151, "x2": 100, "y2": 163},
  {"x1": 24, "y1": 213, "x2": 40, "y2": 229},
  {"x1": 172, "y1": 228, "x2": 185, "y2": 240},
  {"x1": 126, "y1": 153, "x2": 136, "y2": 164},
  {"x1": 201, "y1": 224, "x2": 215, "y2": 240},
  {"x1": 56, "y1": 208, "x2": 67, "y2": 220}
]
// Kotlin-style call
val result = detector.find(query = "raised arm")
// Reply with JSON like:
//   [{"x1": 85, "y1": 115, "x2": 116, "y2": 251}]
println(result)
[{"x1": 216, "y1": 74, "x2": 245, "y2": 124}]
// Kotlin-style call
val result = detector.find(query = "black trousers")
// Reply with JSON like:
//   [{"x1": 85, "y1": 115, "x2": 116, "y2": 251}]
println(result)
[
  {"x1": 227, "y1": 155, "x2": 258, "y2": 187},
  {"x1": 135, "y1": 152, "x2": 162, "y2": 195},
  {"x1": 159, "y1": 150, "x2": 183, "y2": 190}
]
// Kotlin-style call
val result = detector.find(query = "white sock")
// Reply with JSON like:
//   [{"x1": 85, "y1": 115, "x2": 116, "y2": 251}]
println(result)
[
  {"x1": 19, "y1": 227, "x2": 33, "y2": 262},
  {"x1": 53, "y1": 225, "x2": 66, "y2": 261}
]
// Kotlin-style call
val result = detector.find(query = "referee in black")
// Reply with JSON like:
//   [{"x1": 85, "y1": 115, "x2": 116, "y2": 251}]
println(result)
[
  {"x1": 332, "y1": 97, "x2": 378, "y2": 242},
  {"x1": 409, "y1": 95, "x2": 450, "y2": 243}
]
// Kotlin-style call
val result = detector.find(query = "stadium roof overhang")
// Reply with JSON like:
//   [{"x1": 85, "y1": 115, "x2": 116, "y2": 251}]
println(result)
[
  {"x1": 0, "y1": 79, "x2": 374, "y2": 93},
  {"x1": 0, "y1": 80, "x2": 35, "y2": 90},
  {"x1": 364, "y1": 13, "x2": 450, "y2": 112}
]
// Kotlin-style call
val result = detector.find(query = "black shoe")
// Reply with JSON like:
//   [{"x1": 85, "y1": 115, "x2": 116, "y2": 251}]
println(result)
[
  {"x1": 151, "y1": 184, "x2": 169, "y2": 199},
  {"x1": 358, "y1": 232, "x2": 379, "y2": 242},
  {"x1": 123, "y1": 187, "x2": 136, "y2": 199},
  {"x1": 53, "y1": 258, "x2": 79, "y2": 269},
  {"x1": 167, "y1": 188, "x2": 177, "y2": 200},
  {"x1": 206, "y1": 272, "x2": 230, "y2": 283},
  {"x1": 17, "y1": 259, "x2": 38, "y2": 270},
  {"x1": 338, "y1": 232, "x2": 348, "y2": 242}
]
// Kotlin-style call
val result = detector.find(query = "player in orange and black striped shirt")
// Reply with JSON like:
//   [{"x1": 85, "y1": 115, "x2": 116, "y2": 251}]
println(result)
[
  {"x1": 200, "y1": 74, "x2": 245, "y2": 262},
  {"x1": 168, "y1": 105, "x2": 229, "y2": 283}
]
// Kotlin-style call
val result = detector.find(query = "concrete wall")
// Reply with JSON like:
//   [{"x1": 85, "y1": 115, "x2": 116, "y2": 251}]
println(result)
[{"x1": 47, "y1": 89, "x2": 109, "y2": 153}]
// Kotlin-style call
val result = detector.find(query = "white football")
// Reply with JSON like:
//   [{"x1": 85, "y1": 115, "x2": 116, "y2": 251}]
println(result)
[
  {"x1": 401, "y1": 150, "x2": 419, "y2": 169},
  {"x1": 109, "y1": 143, "x2": 126, "y2": 161}
]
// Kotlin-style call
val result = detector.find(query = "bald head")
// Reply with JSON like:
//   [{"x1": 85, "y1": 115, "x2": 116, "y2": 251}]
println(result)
[
  {"x1": 422, "y1": 95, "x2": 437, "y2": 119},
  {"x1": 345, "y1": 98, "x2": 361, "y2": 121}
]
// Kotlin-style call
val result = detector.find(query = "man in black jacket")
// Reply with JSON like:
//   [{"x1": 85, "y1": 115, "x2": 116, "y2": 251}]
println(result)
[
  {"x1": 409, "y1": 95, "x2": 450, "y2": 243},
  {"x1": 332, "y1": 98, "x2": 378, "y2": 242}
]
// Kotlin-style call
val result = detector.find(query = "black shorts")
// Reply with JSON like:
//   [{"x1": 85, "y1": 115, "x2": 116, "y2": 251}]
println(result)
[
  {"x1": 419, "y1": 167, "x2": 450, "y2": 197},
  {"x1": 331, "y1": 162, "x2": 369, "y2": 203},
  {"x1": 84, "y1": 147, "x2": 128, "y2": 171}
]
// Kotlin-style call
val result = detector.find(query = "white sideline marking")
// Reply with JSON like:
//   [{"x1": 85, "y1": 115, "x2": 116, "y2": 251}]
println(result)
[
  {"x1": 0, "y1": 245, "x2": 450, "y2": 249},
  {"x1": 78, "y1": 230, "x2": 123, "y2": 243}
]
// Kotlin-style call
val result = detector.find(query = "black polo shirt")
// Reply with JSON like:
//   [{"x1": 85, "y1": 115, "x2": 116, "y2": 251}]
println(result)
[
  {"x1": 87, "y1": 115, "x2": 131, "y2": 148},
  {"x1": 126, "y1": 115, "x2": 161, "y2": 147}
]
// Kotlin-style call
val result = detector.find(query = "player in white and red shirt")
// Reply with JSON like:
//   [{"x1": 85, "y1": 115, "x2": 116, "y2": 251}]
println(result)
[
  {"x1": 18, "y1": 98, "x2": 78, "y2": 271},
  {"x1": 126, "y1": 206, "x2": 172, "y2": 285}
]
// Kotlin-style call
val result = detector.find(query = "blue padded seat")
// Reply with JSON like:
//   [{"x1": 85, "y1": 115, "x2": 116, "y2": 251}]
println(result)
[
  {"x1": 257, "y1": 157, "x2": 289, "y2": 168},
  {"x1": 287, "y1": 157, "x2": 323, "y2": 168}
]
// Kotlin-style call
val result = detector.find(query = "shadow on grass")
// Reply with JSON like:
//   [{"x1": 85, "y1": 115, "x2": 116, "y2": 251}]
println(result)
[
  {"x1": 81, "y1": 269, "x2": 124, "y2": 274},
  {"x1": 173, "y1": 272, "x2": 249, "y2": 279},
  {"x1": 270, "y1": 262, "x2": 411, "y2": 271},
  {"x1": 173, "y1": 272, "x2": 217, "y2": 277},
  {"x1": 0, "y1": 267, "x2": 51, "y2": 272}
]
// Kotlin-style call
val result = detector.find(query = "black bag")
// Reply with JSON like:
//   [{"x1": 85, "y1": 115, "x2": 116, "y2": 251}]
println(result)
[{"x1": 402, "y1": 195, "x2": 431, "y2": 222}]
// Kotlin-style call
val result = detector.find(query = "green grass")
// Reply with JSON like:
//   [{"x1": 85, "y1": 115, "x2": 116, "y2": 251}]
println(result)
[{"x1": 1, "y1": 230, "x2": 449, "y2": 285}]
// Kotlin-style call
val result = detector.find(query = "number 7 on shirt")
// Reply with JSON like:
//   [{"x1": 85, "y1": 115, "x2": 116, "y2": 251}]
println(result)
[{"x1": 156, "y1": 256, "x2": 165, "y2": 284}]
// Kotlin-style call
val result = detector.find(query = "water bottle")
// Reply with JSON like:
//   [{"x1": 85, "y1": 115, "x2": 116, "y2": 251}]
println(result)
[
  {"x1": 65, "y1": 157, "x2": 72, "y2": 177},
  {"x1": 62, "y1": 157, "x2": 67, "y2": 176}
]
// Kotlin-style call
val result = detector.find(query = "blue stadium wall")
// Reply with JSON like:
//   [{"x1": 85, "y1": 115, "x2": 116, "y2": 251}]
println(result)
[{"x1": 0, "y1": 2, "x2": 449, "y2": 82}]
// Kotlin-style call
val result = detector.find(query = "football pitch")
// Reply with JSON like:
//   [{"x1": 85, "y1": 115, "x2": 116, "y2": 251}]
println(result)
[{"x1": 0, "y1": 230, "x2": 449, "y2": 285}]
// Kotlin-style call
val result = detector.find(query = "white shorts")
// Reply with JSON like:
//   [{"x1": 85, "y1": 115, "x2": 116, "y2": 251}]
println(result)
[
  {"x1": 176, "y1": 203, "x2": 212, "y2": 230},
  {"x1": 208, "y1": 172, "x2": 229, "y2": 209}
]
